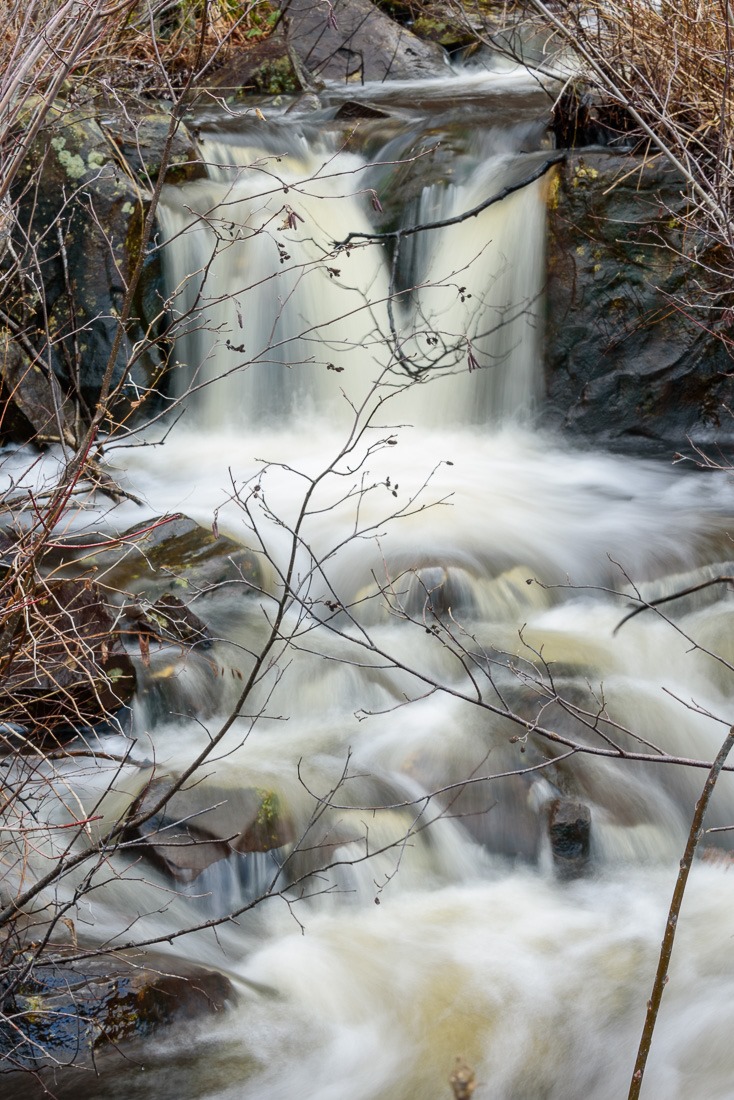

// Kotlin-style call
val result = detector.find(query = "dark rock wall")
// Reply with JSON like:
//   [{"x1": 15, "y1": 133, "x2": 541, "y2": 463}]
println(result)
[
  {"x1": 543, "y1": 152, "x2": 734, "y2": 457},
  {"x1": 2, "y1": 106, "x2": 201, "y2": 439}
]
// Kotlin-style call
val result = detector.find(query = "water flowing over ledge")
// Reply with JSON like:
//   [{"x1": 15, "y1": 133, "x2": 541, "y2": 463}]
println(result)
[{"x1": 6, "y1": 68, "x2": 734, "y2": 1100}]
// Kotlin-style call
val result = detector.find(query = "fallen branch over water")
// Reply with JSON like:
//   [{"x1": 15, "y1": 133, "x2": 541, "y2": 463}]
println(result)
[
  {"x1": 332, "y1": 152, "x2": 567, "y2": 250},
  {"x1": 614, "y1": 575, "x2": 734, "y2": 634}
]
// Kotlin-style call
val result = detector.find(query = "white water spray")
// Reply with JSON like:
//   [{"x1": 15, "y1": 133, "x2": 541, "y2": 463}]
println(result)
[{"x1": 13, "y1": 80, "x2": 734, "y2": 1100}]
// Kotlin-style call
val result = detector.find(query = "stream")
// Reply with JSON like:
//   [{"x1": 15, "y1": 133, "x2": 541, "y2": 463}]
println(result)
[{"x1": 11, "y1": 64, "x2": 734, "y2": 1099}]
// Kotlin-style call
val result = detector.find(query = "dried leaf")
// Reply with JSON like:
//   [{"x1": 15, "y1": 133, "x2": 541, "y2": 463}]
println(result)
[
  {"x1": 450, "y1": 1058, "x2": 476, "y2": 1100},
  {"x1": 138, "y1": 632, "x2": 150, "y2": 669}
]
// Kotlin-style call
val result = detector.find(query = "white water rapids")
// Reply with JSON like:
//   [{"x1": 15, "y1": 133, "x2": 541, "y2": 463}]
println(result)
[{"x1": 8, "y1": 72, "x2": 734, "y2": 1099}]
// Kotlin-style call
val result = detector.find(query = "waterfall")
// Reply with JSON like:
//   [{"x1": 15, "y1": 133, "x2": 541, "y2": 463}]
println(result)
[
  {"x1": 158, "y1": 134, "x2": 393, "y2": 428},
  {"x1": 15, "y1": 75, "x2": 734, "y2": 1100},
  {"x1": 157, "y1": 119, "x2": 546, "y2": 430}
]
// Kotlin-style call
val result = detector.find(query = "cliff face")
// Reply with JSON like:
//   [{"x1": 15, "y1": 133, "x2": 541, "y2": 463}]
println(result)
[{"x1": 543, "y1": 152, "x2": 734, "y2": 458}]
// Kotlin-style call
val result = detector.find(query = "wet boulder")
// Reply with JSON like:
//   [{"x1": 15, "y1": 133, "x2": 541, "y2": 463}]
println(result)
[
  {"x1": 544, "y1": 152, "x2": 734, "y2": 456},
  {"x1": 45, "y1": 516, "x2": 266, "y2": 723},
  {"x1": 62, "y1": 514, "x2": 265, "y2": 602},
  {"x1": 280, "y1": 0, "x2": 448, "y2": 83},
  {"x1": 125, "y1": 776, "x2": 294, "y2": 884},
  {"x1": 0, "y1": 945, "x2": 235, "y2": 1073},
  {"x1": 0, "y1": 577, "x2": 136, "y2": 741},
  {"x1": 213, "y1": 0, "x2": 448, "y2": 92},
  {"x1": 547, "y1": 797, "x2": 591, "y2": 878}
]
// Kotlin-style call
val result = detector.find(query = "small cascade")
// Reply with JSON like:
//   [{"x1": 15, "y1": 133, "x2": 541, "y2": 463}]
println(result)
[
  {"x1": 17, "y1": 75, "x2": 734, "y2": 1100},
  {"x1": 158, "y1": 118, "x2": 548, "y2": 431},
  {"x1": 396, "y1": 155, "x2": 547, "y2": 425},
  {"x1": 158, "y1": 130, "x2": 393, "y2": 428}
]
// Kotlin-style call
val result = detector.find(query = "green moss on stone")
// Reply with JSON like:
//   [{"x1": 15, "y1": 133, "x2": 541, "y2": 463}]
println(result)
[{"x1": 250, "y1": 56, "x2": 299, "y2": 95}]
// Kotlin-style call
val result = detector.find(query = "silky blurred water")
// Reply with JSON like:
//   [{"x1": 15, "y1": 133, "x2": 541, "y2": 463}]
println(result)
[{"x1": 8, "y1": 69, "x2": 734, "y2": 1100}]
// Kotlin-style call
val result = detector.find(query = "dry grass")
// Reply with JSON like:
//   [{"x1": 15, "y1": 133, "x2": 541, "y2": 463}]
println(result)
[
  {"x1": 0, "y1": 0, "x2": 276, "y2": 102},
  {"x1": 525, "y1": 0, "x2": 734, "y2": 246},
  {"x1": 572, "y1": 1, "x2": 733, "y2": 179},
  {"x1": 96, "y1": 0, "x2": 279, "y2": 93}
]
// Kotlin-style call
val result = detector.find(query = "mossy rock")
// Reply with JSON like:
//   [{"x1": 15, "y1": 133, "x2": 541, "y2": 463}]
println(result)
[
  {"x1": 410, "y1": 13, "x2": 475, "y2": 49},
  {"x1": 249, "y1": 55, "x2": 300, "y2": 95},
  {"x1": 98, "y1": 109, "x2": 205, "y2": 187},
  {"x1": 61, "y1": 515, "x2": 265, "y2": 602},
  {"x1": 125, "y1": 776, "x2": 295, "y2": 883}
]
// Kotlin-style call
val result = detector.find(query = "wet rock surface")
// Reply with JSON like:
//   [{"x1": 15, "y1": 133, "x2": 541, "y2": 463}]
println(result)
[
  {"x1": 0, "y1": 945, "x2": 235, "y2": 1074},
  {"x1": 125, "y1": 777, "x2": 294, "y2": 884},
  {"x1": 0, "y1": 514, "x2": 261, "y2": 744},
  {"x1": 544, "y1": 152, "x2": 734, "y2": 457},
  {"x1": 547, "y1": 798, "x2": 591, "y2": 878},
  {"x1": 63, "y1": 514, "x2": 263, "y2": 602},
  {"x1": 0, "y1": 577, "x2": 136, "y2": 741}
]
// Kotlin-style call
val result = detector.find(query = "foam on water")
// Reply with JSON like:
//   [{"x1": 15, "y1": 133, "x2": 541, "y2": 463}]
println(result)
[{"x1": 5, "y1": 95, "x2": 734, "y2": 1100}]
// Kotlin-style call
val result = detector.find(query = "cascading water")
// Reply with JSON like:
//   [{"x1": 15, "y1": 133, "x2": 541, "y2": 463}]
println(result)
[
  {"x1": 12, "y1": 72, "x2": 734, "y2": 1099},
  {"x1": 157, "y1": 107, "x2": 547, "y2": 431}
]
